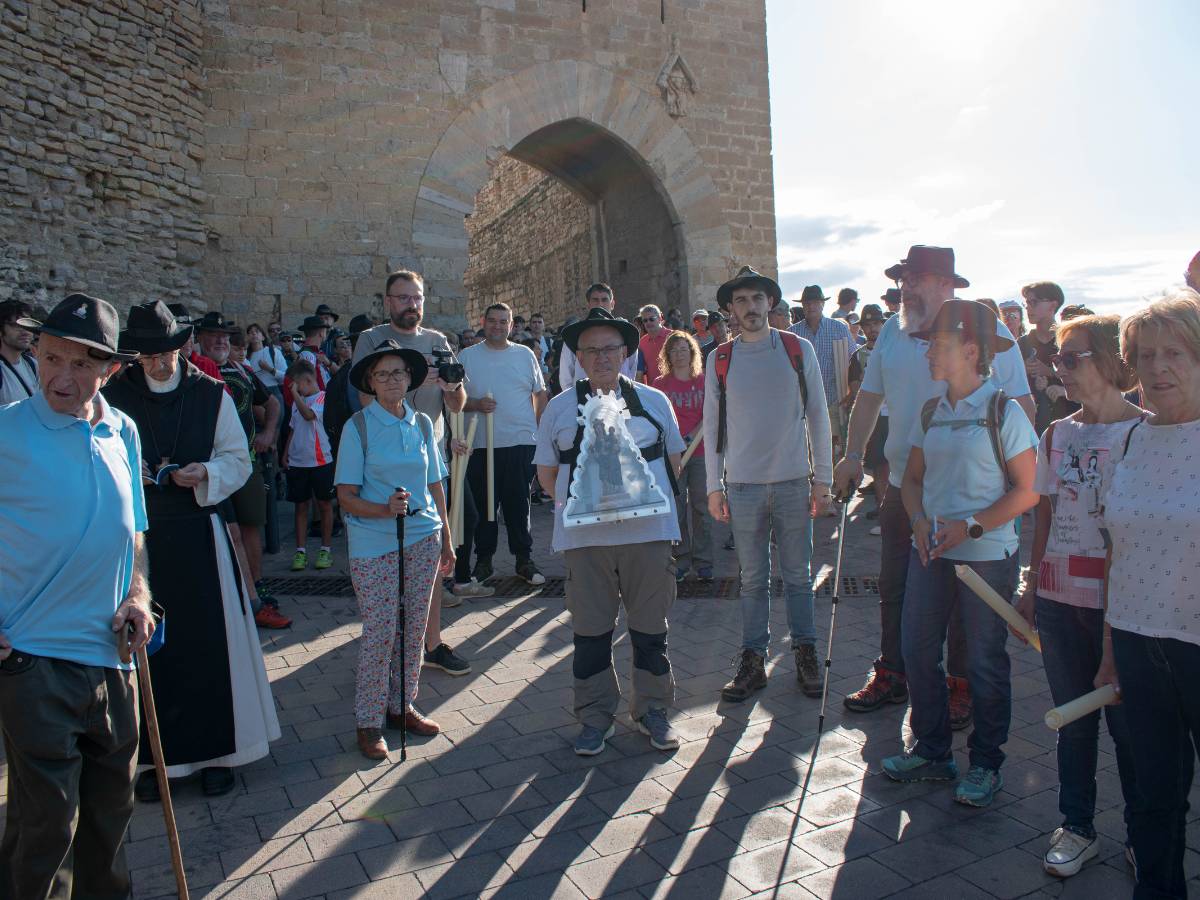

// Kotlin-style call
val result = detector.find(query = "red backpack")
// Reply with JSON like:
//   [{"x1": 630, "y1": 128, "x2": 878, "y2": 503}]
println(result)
[{"x1": 713, "y1": 329, "x2": 808, "y2": 453}]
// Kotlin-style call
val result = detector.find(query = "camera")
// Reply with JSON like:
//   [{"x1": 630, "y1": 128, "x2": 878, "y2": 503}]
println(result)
[{"x1": 431, "y1": 348, "x2": 464, "y2": 384}]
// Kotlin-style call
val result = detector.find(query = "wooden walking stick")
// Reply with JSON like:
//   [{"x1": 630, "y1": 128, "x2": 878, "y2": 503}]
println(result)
[
  {"x1": 678, "y1": 426, "x2": 703, "y2": 470},
  {"x1": 135, "y1": 646, "x2": 190, "y2": 900}
]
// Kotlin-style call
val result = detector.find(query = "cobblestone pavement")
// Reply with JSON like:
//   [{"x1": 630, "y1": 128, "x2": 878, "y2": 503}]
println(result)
[{"x1": 4, "y1": 487, "x2": 1195, "y2": 899}]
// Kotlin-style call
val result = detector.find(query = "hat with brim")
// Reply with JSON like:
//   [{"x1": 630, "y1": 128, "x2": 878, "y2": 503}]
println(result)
[
  {"x1": 884, "y1": 245, "x2": 970, "y2": 289},
  {"x1": 881, "y1": 288, "x2": 902, "y2": 305},
  {"x1": 911, "y1": 299, "x2": 1013, "y2": 352},
  {"x1": 561, "y1": 308, "x2": 640, "y2": 356},
  {"x1": 348, "y1": 340, "x2": 428, "y2": 395},
  {"x1": 119, "y1": 300, "x2": 193, "y2": 354},
  {"x1": 299, "y1": 315, "x2": 329, "y2": 334},
  {"x1": 18, "y1": 293, "x2": 137, "y2": 362},
  {"x1": 193, "y1": 311, "x2": 238, "y2": 334},
  {"x1": 716, "y1": 266, "x2": 783, "y2": 310},
  {"x1": 800, "y1": 285, "x2": 828, "y2": 304},
  {"x1": 859, "y1": 304, "x2": 885, "y2": 324},
  {"x1": 314, "y1": 303, "x2": 339, "y2": 322}
]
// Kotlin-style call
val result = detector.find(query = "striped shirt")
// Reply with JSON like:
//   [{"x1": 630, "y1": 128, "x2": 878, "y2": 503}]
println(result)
[{"x1": 789, "y1": 315, "x2": 853, "y2": 406}]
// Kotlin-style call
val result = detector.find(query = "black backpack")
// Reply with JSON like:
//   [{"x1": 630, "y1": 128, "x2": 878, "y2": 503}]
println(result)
[{"x1": 322, "y1": 365, "x2": 355, "y2": 460}]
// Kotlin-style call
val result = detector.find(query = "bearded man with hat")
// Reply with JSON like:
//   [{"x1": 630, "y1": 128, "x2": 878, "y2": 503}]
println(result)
[
  {"x1": 534, "y1": 308, "x2": 685, "y2": 756},
  {"x1": 881, "y1": 287, "x2": 902, "y2": 315},
  {"x1": 102, "y1": 301, "x2": 280, "y2": 800},
  {"x1": 834, "y1": 246, "x2": 1034, "y2": 727},
  {"x1": 703, "y1": 267, "x2": 834, "y2": 703},
  {"x1": 0, "y1": 293, "x2": 155, "y2": 898}
]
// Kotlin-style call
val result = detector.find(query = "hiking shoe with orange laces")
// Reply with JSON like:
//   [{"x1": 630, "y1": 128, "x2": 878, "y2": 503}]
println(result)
[
  {"x1": 948, "y1": 675, "x2": 973, "y2": 731},
  {"x1": 843, "y1": 662, "x2": 908, "y2": 712}
]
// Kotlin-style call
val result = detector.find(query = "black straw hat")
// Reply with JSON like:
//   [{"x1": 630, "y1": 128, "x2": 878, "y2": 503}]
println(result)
[
  {"x1": 348, "y1": 339, "x2": 428, "y2": 396},
  {"x1": 119, "y1": 301, "x2": 193, "y2": 354},
  {"x1": 560, "y1": 308, "x2": 640, "y2": 356},
  {"x1": 716, "y1": 266, "x2": 783, "y2": 310},
  {"x1": 910, "y1": 299, "x2": 1013, "y2": 351},
  {"x1": 884, "y1": 245, "x2": 970, "y2": 289},
  {"x1": 17, "y1": 293, "x2": 137, "y2": 361},
  {"x1": 193, "y1": 311, "x2": 238, "y2": 334},
  {"x1": 800, "y1": 285, "x2": 829, "y2": 304}
]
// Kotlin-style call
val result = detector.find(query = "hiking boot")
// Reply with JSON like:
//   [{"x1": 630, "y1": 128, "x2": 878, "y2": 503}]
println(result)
[
  {"x1": 472, "y1": 557, "x2": 494, "y2": 583},
  {"x1": 948, "y1": 675, "x2": 973, "y2": 731},
  {"x1": 423, "y1": 642, "x2": 470, "y2": 676},
  {"x1": 290, "y1": 549, "x2": 307, "y2": 571},
  {"x1": 1043, "y1": 827, "x2": 1099, "y2": 877},
  {"x1": 315, "y1": 548, "x2": 332, "y2": 570},
  {"x1": 254, "y1": 605, "x2": 291, "y2": 629},
  {"x1": 574, "y1": 722, "x2": 615, "y2": 756},
  {"x1": 515, "y1": 556, "x2": 545, "y2": 586},
  {"x1": 721, "y1": 650, "x2": 767, "y2": 702},
  {"x1": 955, "y1": 765, "x2": 1003, "y2": 807},
  {"x1": 882, "y1": 751, "x2": 958, "y2": 783},
  {"x1": 637, "y1": 708, "x2": 680, "y2": 750},
  {"x1": 795, "y1": 643, "x2": 822, "y2": 697},
  {"x1": 451, "y1": 579, "x2": 495, "y2": 598},
  {"x1": 844, "y1": 663, "x2": 908, "y2": 712}
]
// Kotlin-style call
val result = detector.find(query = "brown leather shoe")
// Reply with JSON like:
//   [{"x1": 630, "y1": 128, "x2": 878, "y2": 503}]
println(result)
[
  {"x1": 387, "y1": 707, "x2": 440, "y2": 736},
  {"x1": 356, "y1": 727, "x2": 388, "y2": 760}
]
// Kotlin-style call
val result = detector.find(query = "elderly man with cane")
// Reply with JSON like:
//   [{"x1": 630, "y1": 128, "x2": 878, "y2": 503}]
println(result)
[{"x1": 0, "y1": 293, "x2": 155, "y2": 899}]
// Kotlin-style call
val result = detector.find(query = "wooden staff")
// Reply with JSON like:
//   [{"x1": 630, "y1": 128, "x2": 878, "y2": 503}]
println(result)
[
  {"x1": 954, "y1": 564, "x2": 1042, "y2": 652},
  {"x1": 485, "y1": 392, "x2": 495, "y2": 523},
  {"x1": 135, "y1": 646, "x2": 190, "y2": 899},
  {"x1": 451, "y1": 416, "x2": 477, "y2": 549},
  {"x1": 448, "y1": 411, "x2": 462, "y2": 548},
  {"x1": 678, "y1": 428, "x2": 703, "y2": 470},
  {"x1": 1045, "y1": 684, "x2": 1119, "y2": 731}
]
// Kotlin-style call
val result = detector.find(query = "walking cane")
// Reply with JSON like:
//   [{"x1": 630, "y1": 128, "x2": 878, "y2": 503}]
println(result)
[
  {"x1": 816, "y1": 488, "x2": 852, "y2": 738},
  {"x1": 394, "y1": 487, "x2": 409, "y2": 763},
  {"x1": 134, "y1": 645, "x2": 190, "y2": 900}
]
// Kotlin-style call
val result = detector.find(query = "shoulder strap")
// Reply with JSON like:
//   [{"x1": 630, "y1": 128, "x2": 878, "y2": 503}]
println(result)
[
  {"x1": 415, "y1": 408, "x2": 434, "y2": 450},
  {"x1": 920, "y1": 397, "x2": 940, "y2": 433},
  {"x1": 713, "y1": 339, "x2": 734, "y2": 453},
  {"x1": 987, "y1": 390, "x2": 1011, "y2": 487},
  {"x1": 351, "y1": 408, "x2": 368, "y2": 457},
  {"x1": 777, "y1": 330, "x2": 809, "y2": 415},
  {"x1": 1122, "y1": 417, "x2": 1144, "y2": 458}
]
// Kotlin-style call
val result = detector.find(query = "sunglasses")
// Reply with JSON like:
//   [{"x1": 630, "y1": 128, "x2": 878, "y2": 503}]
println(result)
[{"x1": 1050, "y1": 350, "x2": 1093, "y2": 371}]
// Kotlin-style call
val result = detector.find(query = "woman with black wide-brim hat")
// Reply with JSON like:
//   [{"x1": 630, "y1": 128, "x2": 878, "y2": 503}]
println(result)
[
  {"x1": 334, "y1": 340, "x2": 455, "y2": 759},
  {"x1": 102, "y1": 301, "x2": 281, "y2": 799}
]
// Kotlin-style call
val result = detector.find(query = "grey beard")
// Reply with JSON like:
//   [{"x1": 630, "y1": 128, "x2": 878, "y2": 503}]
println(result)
[
  {"x1": 391, "y1": 310, "x2": 421, "y2": 329},
  {"x1": 899, "y1": 299, "x2": 930, "y2": 334}
]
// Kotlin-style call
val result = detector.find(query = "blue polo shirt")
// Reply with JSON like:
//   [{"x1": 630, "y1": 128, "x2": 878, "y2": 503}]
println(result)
[
  {"x1": 0, "y1": 393, "x2": 148, "y2": 669},
  {"x1": 909, "y1": 380, "x2": 1038, "y2": 562},
  {"x1": 334, "y1": 400, "x2": 448, "y2": 560}
]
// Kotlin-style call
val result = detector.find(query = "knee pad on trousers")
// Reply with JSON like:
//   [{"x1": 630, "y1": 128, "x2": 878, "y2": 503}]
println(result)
[
  {"x1": 573, "y1": 631, "x2": 614, "y2": 680},
  {"x1": 629, "y1": 629, "x2": 670, "y2": 677}
]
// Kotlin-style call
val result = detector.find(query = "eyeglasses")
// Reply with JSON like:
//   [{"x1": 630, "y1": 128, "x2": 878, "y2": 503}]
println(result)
[
  {"x1": 1050, "y1": 350, "x2": 1093, "y2": 371},
  {"x1": 577, "y1": 345, "x2": 626, "y2": 359},
  {"x1": 387, "y1": 293, "x2": 424, "y2": 303},
  {"x1": 372, "y1": 368, "x2": 410, "y2": 383}
]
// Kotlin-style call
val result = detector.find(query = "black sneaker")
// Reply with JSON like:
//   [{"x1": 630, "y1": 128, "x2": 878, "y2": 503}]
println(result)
[
  {"x1": 255, "y1": 582, "x2": 280, "y2": 609},
  {"x1": 530, "y1": 491, "x2": 543, "y2": 505},
  {"x1": 424, "y1": 642, "x2": 471, "y2": 676},
  {"x1": 472, "y1": 557, "x2": 494, "y2": 583},
  {"x1": 515, "y1": 557, "x2": 546, "y2": 586}
]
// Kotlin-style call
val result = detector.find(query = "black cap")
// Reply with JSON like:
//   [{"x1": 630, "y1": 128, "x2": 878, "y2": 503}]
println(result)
[{"x1": 18, "y1": 293, "x2": 137, "y2": 361}]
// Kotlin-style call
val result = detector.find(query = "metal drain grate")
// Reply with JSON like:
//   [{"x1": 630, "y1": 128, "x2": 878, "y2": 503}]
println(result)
[{"x1": 260, "y1": 574, "x2": 878, "y2": 600}]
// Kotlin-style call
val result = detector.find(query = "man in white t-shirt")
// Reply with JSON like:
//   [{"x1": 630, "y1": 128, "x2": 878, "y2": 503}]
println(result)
[
  {"x1": 461, "y1": 302, "x2": 549, "y2": 586},
  {"x1": 559, "y1": 283, "x2": 639, "y2": 389},
  {"x1": 833, "y1": 245, "x2": 1035, "y2": 723},
  {"x1": 529, "y1": 312, "x2": 551, "y2": 364},
  {"x1": 0, "y1": 300, "x2": 39, "y2": 406}
]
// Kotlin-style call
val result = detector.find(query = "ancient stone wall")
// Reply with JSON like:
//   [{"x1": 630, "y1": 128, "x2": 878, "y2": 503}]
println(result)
[{"x1": 0, "y1": 0, "x2": 206, "y2": 314}]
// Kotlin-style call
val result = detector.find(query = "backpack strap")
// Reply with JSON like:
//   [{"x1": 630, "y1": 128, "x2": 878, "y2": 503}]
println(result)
[
  {"x1": 776, "y1": 330, "x2": 809, "y2": 415},
  {"x1": 920, "y1": 397, "x2": 940, "y2": 433},
  {"x1": 351, "y1": 408, "x2": 369, "y2": 458},
  {"x1": 714, "y1": 332, "x2": 808, "y2": 455},
  {"x1": 986, "y1": 390, "x2": 1011, "y2": 488},
  {"x1": 1121, "y1": 417, "x2": 1144, "y2": 458}
]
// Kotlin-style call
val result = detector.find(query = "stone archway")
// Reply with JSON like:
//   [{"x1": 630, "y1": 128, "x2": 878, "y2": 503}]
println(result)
[{"x1": 412, "y1": 60, "x2": 733, "y2": 327}]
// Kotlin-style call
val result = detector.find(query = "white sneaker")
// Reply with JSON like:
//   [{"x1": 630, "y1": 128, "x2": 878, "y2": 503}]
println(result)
[
  {"x1": 1043, "y1": 827, "x2": 1098, "y2": 877},
  {"x1": 451, "y1": 579, "x2": 495, "y2": 598},
  {"x1": 440, "y1": 584, "x2": 462, "y2": 608}
]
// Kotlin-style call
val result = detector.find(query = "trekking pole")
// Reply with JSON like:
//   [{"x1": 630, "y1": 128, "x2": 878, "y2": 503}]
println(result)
[
  {"x1": 394, "y1": 487, "x2": 408, "y2": 763},
  {"x1": 816, "y1": 488, "x2": 852, "y2": 737}
]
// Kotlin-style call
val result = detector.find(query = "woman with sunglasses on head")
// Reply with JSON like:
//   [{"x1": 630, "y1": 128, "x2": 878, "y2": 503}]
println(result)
[
  {"x1": 335, "y1": 341, "x2": 455, "y2": 760},
  {"x1": 1014, "y1": 314, "x2": 1143, "y2": 878}
]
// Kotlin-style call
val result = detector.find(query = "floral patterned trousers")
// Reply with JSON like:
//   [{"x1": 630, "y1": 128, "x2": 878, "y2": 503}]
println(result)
[{"x1": 349, "y1": 533, "x2": 441, "y2": 729}]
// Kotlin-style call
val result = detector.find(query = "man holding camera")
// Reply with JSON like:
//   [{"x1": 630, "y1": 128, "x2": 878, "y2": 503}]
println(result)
[{"x1": 352, "y1": 270, "x2": 471, "y2": 675}]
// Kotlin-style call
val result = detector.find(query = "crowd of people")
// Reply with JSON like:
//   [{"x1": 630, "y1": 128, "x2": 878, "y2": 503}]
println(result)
[{"x1": 2, "y1": 247, "x2": 1199, "y2": 898}]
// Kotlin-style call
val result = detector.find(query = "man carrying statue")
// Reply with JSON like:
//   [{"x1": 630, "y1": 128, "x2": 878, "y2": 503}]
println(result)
[{"x1": 535, "y1": 308, "x2": 686, "y2": 757}]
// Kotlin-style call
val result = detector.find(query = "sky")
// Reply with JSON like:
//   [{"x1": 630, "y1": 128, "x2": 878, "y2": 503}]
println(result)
[{"x1": 764, "y1": 0, "x2": 1197, "y2": 317}]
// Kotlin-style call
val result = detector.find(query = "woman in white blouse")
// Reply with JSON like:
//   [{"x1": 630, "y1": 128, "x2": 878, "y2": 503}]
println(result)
[
  {"x1": 1098, "y1": 289, "x2": 1200, "y2": 899},
  {"x1": 248, "y1": 323, "x2": 287, "y2": 441}
]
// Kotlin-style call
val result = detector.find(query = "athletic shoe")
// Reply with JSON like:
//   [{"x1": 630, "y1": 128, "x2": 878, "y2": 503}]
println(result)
[
  {"x1": 254, "y1": 605, "x2": 292, "y2": 629},
  {"x1": 675, "y1": 567, "x2": 687, "y2": 584},
  {"x1": 290, "y1": 550, "x2": 307, "y2": 571},
  {"x1": 869, "y1": 525, "x2": 882, "y2": 536},
  {"x1": 1043, "y1": 827, "x2": 1099, "y2": 877},
  {"x1": 844, "y1": 663, "x2": 908, "y2": 712},
  {"x1": 574, "y1": 722, "x2": 615, "y2": 756},
  {"x1": 255, "y1": 582, "x2": 280, "y2": 609},
  {"x1": 637, "y1": 708, "x2": 679, "y2": 750},
  {"x1": 515, "y1": 557, "x2": 546, "y2": 586},
  {"x1": 439, "y1": 582, "x2": 462, "y2": 608},
  {"x1": 721, "y1": 649, "x2": 767, "y2": 702},
  {"x1": 472, "y1": 557, "x2": 494, "y2": 583},
  {"x1": 795, "y1": 643, "x2": 822, "y2": 697},
  {"x1": 423, "y1": 642, "x2": 471, "y2": 676},
  {"x1": 882, "y1": 751, "x2": 958, "y2": 783},
  {"x1": 696, "y1": 566, "x2": 714, "y2": 582},
  {"x1": 315, "y1": 548, "x2": 332, "y2": 570},
  {"x1": 955, "y1": 765, "x2": 1003, "y2": 807},
  {"x1": 451, "y1": 580, "x2": 495, "y2": 598},
  {"x1": 948, "y1": 675, "x2": 973, "y2": 731},
  {"x1": 530, "y1": 490, "x2": 543, "y2": 505}
]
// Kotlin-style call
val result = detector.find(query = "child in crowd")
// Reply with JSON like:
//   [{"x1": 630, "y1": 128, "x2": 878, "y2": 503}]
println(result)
[{"x1": 283, "y1": 359, "x2": 335, "y2": 570}]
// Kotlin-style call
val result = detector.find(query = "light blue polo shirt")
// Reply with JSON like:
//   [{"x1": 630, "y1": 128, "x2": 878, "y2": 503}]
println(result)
[
  {"x1": 0, "y1": 393, "x2": 148, "y2": 670},
  {"x1": 908, "y1": 380, "x2": 1038, "y2": 562},
  {"x1": 861, "y1": 315, "x2": 1031, "y2": 487},
  {"x1": 335, "y1": 400, "x2": 448, "y2": 560}
]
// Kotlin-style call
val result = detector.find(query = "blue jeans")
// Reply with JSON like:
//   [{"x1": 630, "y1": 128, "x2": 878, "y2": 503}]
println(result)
[
  {"x1": 902, "y1": 552, "x2": 1016, "y2": 771},
  {"x1": 1036, "y1": 596, "x2": 1140, "y2": 839},
  {"x1": 1112, "y1": 628, "x2": 1200, "y2": 899},
  {"x1": 727, "y1": 478, "x2": 815, "y2": 653}
]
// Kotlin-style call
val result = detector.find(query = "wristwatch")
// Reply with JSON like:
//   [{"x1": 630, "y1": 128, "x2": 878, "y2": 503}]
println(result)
[
  {"x1": 965, "y1": 516, "x2": 985, "y2": 540},
  {"x1": 845, "y1": 451, "x2": 863, "y2": 463}
]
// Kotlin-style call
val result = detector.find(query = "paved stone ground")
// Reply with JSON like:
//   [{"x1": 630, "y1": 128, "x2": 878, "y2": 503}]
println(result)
[{"x1": 4, "y1": 486, "x2": 1198, "y2": 899}]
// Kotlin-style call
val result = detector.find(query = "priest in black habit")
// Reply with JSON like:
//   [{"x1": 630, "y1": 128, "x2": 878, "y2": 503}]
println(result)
[{"x1": 103, "y1": 301, "x2": 280, "y2": 798}]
